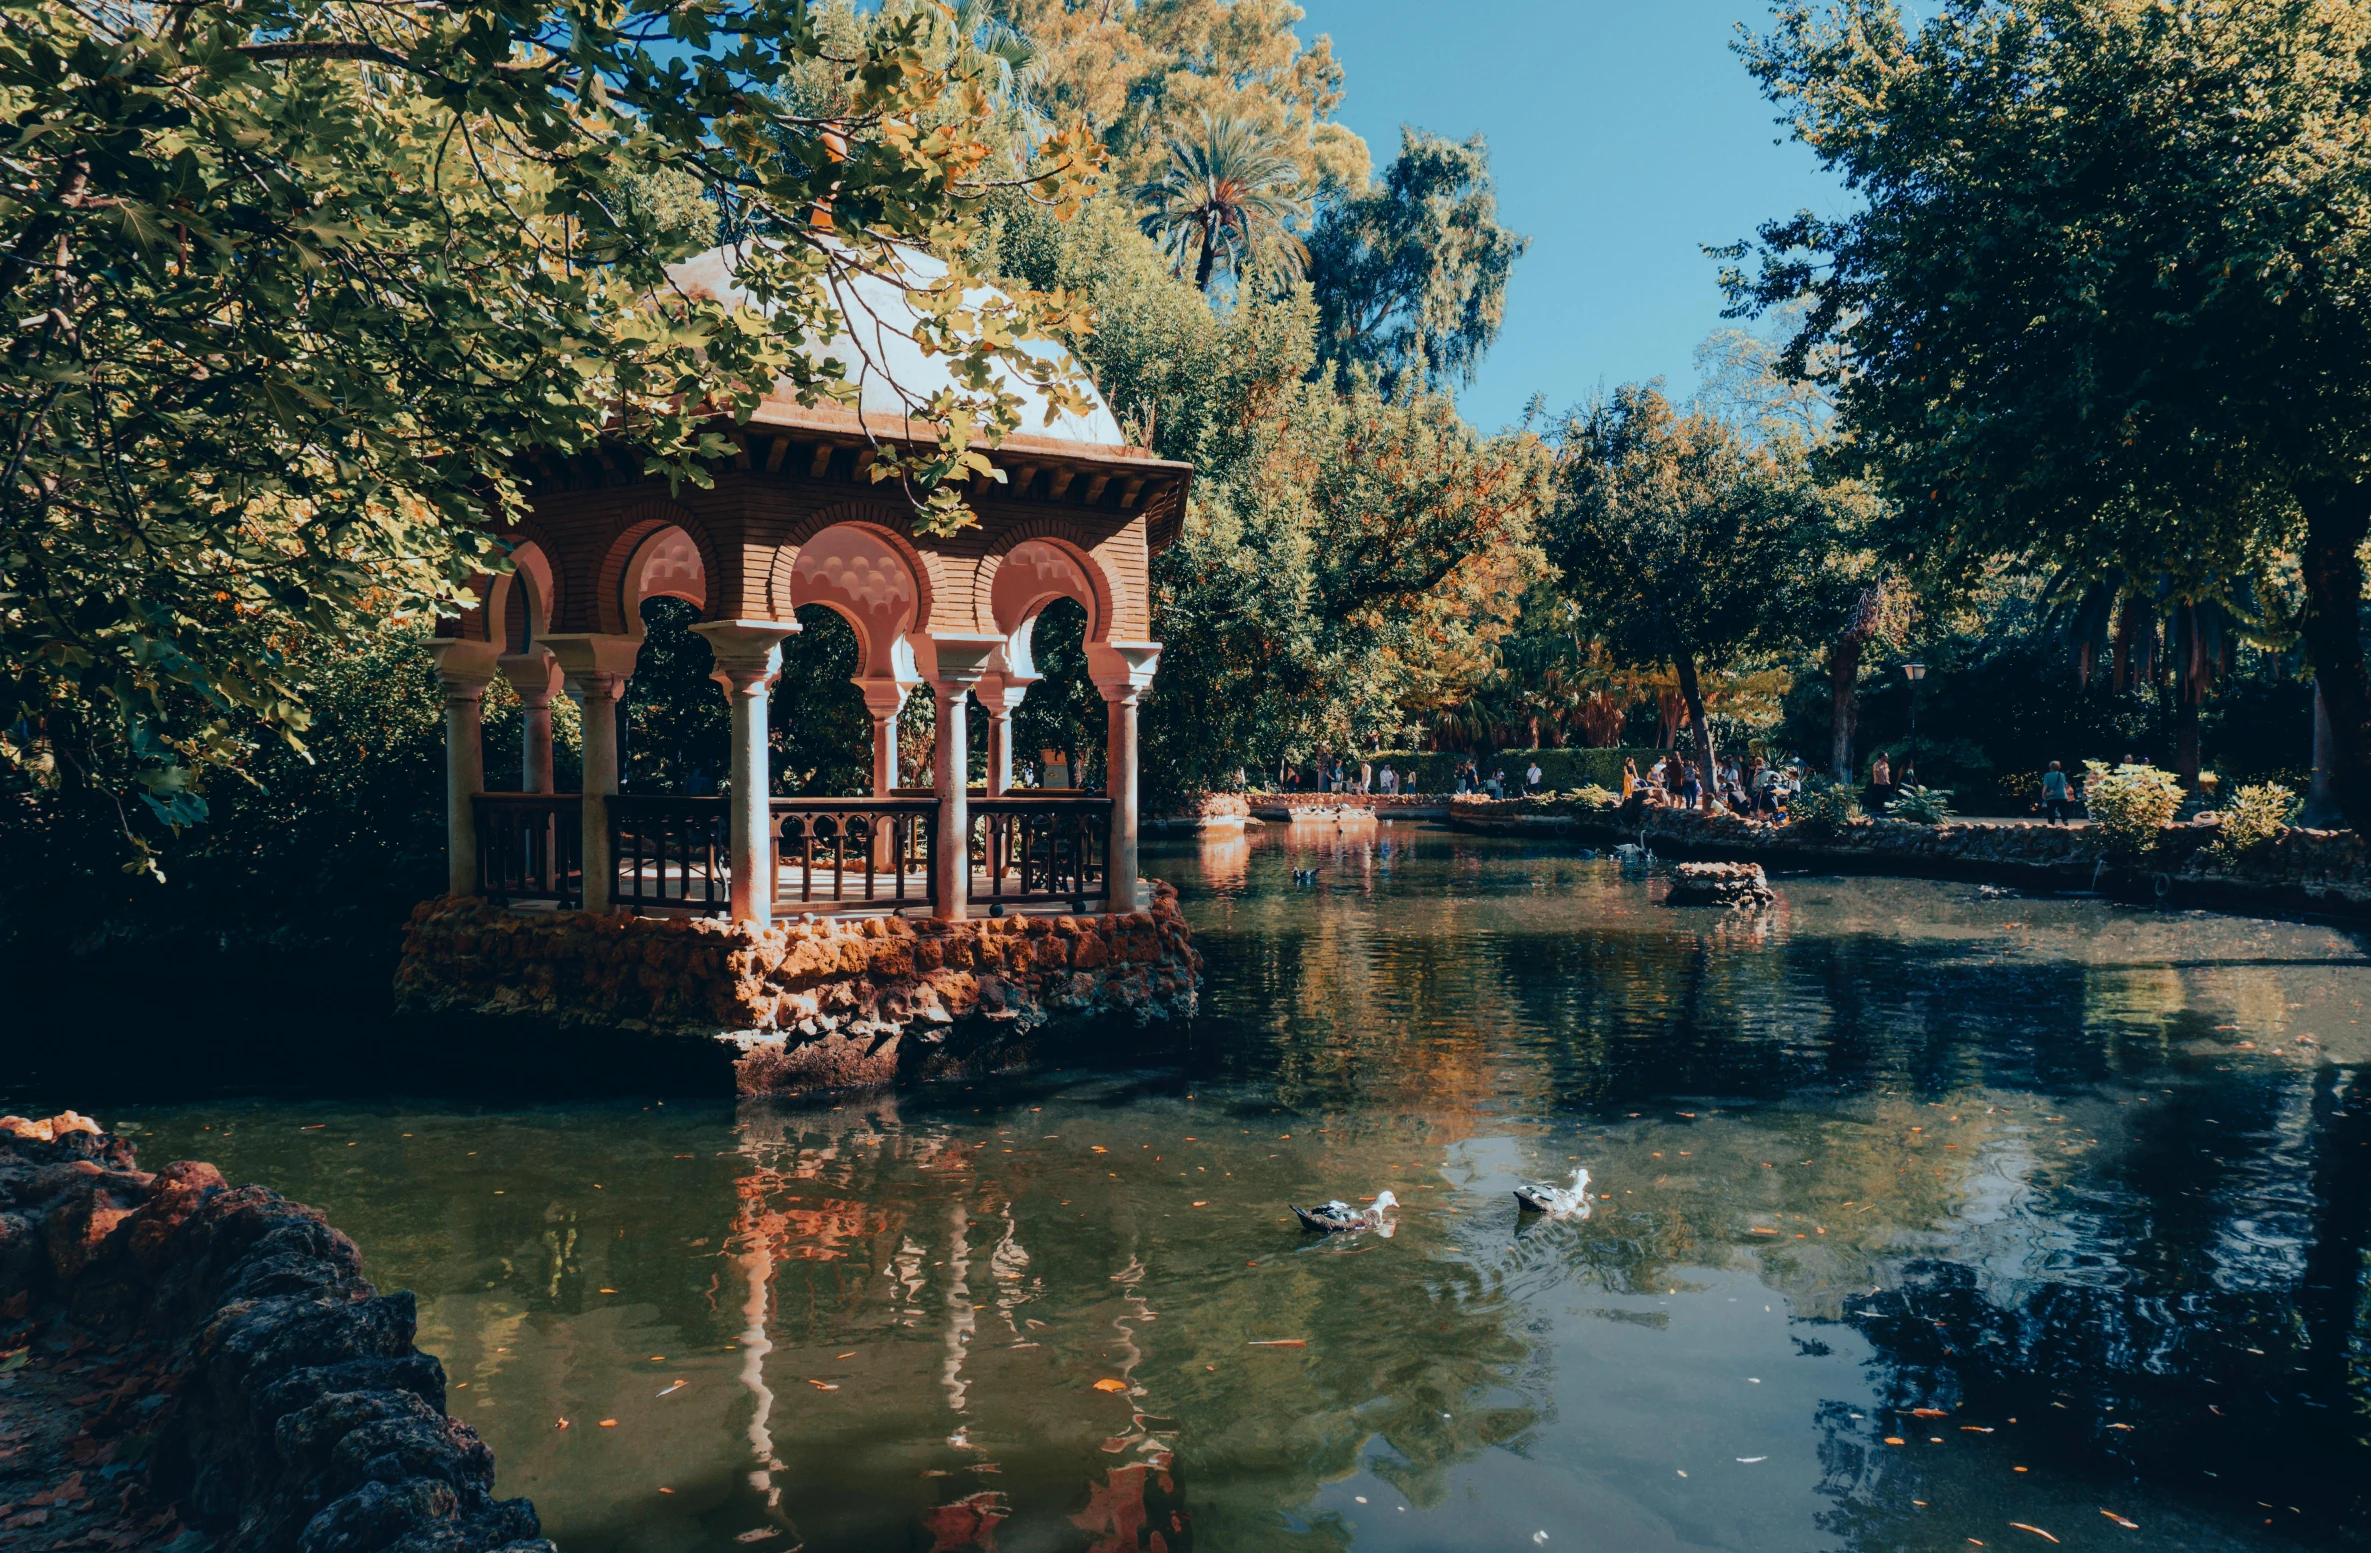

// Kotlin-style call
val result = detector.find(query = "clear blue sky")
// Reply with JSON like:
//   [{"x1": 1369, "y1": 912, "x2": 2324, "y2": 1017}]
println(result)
[{"x1": 1294, "y1": 0, "x2": 1843, "y2": 432}]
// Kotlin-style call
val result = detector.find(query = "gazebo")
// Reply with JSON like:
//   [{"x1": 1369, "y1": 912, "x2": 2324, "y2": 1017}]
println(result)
[{"x1": 423, "y1": 245, "x2": 1193, "y2": 931}]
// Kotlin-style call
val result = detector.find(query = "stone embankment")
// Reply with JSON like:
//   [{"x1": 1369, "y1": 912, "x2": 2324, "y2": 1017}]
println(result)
[
  {"x1": 1450, "y1": 797, "x2": 2371, "y2": 919},
  {"x1": 0, "y1": 1112, "x2": 544, "y2": 1553},
  {"x1": 395, "y1": 884, "x2": 1203, "y2": 1094}
]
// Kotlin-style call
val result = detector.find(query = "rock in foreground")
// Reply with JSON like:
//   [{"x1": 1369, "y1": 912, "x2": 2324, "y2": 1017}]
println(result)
[
  {"x1": 1662, "y1": 862, "x2": 1776, "y2": 909},
  {"x1": 0, "y1": 1113, "x2": 546, "y2": 1553}
]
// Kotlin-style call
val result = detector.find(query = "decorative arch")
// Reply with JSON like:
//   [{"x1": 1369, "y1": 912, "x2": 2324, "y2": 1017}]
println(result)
[
  {"x1": 769, "y1": 520, "x2": 925, "y2": 680},
  {"x1": 593, "y1": 500, "x2": 721, "y2": 635},
  {"x1": 981, "y1": 529, "x2": 1114, "y2": 651},
  {"x1": 484, "y1": 541, "x2": 554, "y2": 654},
  {"x1": 770, "y1": 502, "x2": 942, "y2": 633}
]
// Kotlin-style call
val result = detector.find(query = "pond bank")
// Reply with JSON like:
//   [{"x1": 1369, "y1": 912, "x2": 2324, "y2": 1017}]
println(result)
[
  {"x1": 0, "y1": 1113, "x2": 546, "y2": 1553},
  {"x1": 1447, "y1": 797, "x2": 2371, "y2": 920}
]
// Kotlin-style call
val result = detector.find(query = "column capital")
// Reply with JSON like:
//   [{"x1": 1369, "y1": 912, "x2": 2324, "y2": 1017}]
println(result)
[
  {"x1": 423, "y1": 636, "x2": 499, "y2": 689},
  {"x1": 977, "y1": 670, "x2": 1037, "y2": 715},
  {"x1": 1087, "y1": 640, "x2": 1162, "y2": 703},
  {"x1": 923, "y1": 632, "x2": 1003, "y2": 694},
  {"x1": 856, "y1": 675, "x2": 914, "y2": 721},
  {"x1": 497, "y1": 647, "x2": 562, "y2": 705},
  {"x1": 691, "y1": 619, "x2": 800, "y2": 692},
  {"x1": 540, "y1": 632, "x2": 643, "y2": 681}
]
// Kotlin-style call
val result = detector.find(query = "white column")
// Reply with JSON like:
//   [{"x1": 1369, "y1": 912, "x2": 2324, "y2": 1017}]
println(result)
[
  {"x1": 425, "y1": 640, "x2": 500, "y2": 898},
  {"x1": 1087, "y1": 642, "x2": 1162, "y2": 916},
  {"x1": 498, "y1": 648, "x2": 561, "y2": 793},
  {"x1": 859, "y1": 678, "x2": 912, "y2": 798},
  {"x1": 924, "y1": 636, "x2": 1002, "y2": 920},
  {"x1": 976, "y1": 673, "x2": 1035, "y2": 796},
  {"x1": 544, "y1": 634, "x2": 642, "y2": 914},
  {"x1": 692, "y1": 620, "x2": 800, "y2": 928}
]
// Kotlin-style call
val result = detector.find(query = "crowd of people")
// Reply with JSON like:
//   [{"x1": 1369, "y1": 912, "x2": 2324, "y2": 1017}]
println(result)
[{"x1": 1620, "y1": 751, "x2": 1802, "y2": 820}]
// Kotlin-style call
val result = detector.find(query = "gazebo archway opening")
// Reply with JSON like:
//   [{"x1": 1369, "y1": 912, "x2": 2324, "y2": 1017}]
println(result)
[{"x1": 771, "y1": 604, "x2": 872, "y2": 797}]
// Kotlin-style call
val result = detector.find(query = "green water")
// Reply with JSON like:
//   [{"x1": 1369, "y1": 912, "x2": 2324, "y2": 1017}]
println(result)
[{"x1": 38, "y1": 827, "x2": 2371, "y2": 1550}]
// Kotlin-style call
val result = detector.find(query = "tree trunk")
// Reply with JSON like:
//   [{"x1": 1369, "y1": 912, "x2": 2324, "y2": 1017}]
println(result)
[
  {"x1": 2297, "y1": 485, "x2": 2371, "y2": 834},
  {"x1": 1829, "y1": 634, "x2": 1862, "y2": 783},
  {"x1": 1193, "y1": 216, "x2": 1218, "y2": 291},
  {"x1": 2305, "y1": 680, "x2": 2342, "y2": 828},
  {"x1": 1674, "y1": 652, "x2": 1716, "y2": 804},
  {"x1": 2175, "y1": 602, "x2": 2203, "y2": 793}
]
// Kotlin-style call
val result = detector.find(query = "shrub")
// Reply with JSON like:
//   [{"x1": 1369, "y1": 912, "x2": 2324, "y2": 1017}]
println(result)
[
  {"x1": 1887, "y1": 784, "x2": 1955, "y2": 824},
  {"x1": 1790, "y1": 777, "x2": 1862, "y2": 835},
  {"x1": 2202, "y1": 781, "x2": 2297, "y2": 870},
  {"x1": 2083, "y1": 760, "x2": 2184, "y2": 861},
  {"x1": 1569, "y1": 783, "x2": 1623, "y2": 811}
]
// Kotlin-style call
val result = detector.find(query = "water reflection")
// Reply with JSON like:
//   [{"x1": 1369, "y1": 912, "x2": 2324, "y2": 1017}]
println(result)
[{"x1": 57, "y1": 827, "x2": 2371, "y2": 1550}]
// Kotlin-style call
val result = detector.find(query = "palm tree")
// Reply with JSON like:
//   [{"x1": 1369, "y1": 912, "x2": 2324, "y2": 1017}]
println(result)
[{"x1": 1132, "y1": 113, "x2": 1311, "y2": 293}]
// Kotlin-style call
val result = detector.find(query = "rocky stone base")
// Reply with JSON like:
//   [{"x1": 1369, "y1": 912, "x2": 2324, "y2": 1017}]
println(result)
[
  {"x1": 0, "y1": 1113, "x2": 544, "y2": 1553},
  {"x1": 1663, "y1": 862, "x2": 1776, "y2": 909},
  {"x1": 394, "y1": 884, "x2": 1203, "y2": 1096}
]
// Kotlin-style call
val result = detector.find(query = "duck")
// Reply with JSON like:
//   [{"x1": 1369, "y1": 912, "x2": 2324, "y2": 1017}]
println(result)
[
  {"x1": 1290, "y1": 1190, "x2": 1398, "y2": 1234},
  {"x1": 1292, "y1": 867, "x2": 1320, "y2": 886},
  {"x1": 1513, "y1": 1166, "x2": 1591, "y2": 1217}
]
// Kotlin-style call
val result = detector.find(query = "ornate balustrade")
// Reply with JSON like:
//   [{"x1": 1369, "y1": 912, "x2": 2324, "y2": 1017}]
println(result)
[
  {"x1": 473, "y1": 794, "x2": 583, "y2": 906},
  {"x1": 610, "y1": 794, "x2": 730, "y2": 912},
  {"x1": 771, "y1": 797, "x2": 936, "y2": 908},
  {"x1": 972, "y1": 796, "x2": 1111, "y2": 910}
]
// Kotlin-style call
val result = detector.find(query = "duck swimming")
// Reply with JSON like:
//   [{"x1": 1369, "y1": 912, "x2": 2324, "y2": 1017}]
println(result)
[
  {"x1": 1513, "y1": 1166, "x2": 1591, "y2": 1217},
  {"x1": 1290, "y1": 1190, "x2": 1398, "y2": 1234}
]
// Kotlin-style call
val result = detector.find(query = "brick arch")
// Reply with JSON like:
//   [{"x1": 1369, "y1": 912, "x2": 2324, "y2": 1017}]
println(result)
[
  {"x1": 589, "y1": 499, "x2": 725, "y2": 635},
  {"x1": 977, "y1": 520, "x2": 1119, "y2": 645},
  {"x1": 765, "y1": 501, "x2": 941, "y2": 640},
  {"x1": 484, "y1": 541, "x2": 554, "y2": 654},
  {"x1": 769, "y1": 522, "x2": 926, "y2": 681}
]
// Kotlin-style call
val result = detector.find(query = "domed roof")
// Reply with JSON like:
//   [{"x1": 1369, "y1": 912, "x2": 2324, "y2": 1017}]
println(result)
[{"x1": 665, "y1": 242, "x2": 1131, "y2": 451}]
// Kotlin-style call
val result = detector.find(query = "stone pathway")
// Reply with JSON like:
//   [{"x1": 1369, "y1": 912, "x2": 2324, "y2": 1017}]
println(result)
[{"x1": 0, "y1": 1315, "x2": 186, "y2": 1552}]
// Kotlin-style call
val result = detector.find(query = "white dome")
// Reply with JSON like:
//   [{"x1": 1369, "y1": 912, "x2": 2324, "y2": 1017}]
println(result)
[{"x1": 666, "y1": 242, "x2": 1129, "y2": 449}]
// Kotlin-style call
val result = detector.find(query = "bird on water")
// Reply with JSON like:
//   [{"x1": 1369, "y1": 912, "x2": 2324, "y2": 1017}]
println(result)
[
  {"x1": 1513, "y1": 1166, "x2": 1592, "y2": 1218},
  {"x1": 1290, "y1": 1190, "x2": 1399, "y2": 1234}
]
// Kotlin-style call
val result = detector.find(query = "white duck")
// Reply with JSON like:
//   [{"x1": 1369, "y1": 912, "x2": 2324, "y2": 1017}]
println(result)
[
  {"x1": 1513, "y1": 1166, "x2": 1592, "y2": 1218},
  {"x1": 1291, "y1": 1190, "x2": 1399, "y2": 1234}
]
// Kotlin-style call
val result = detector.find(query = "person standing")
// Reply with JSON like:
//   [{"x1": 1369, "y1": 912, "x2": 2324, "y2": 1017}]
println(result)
[
  {"x1": 1526, "y1": 759, "x2": 1543, "y2": 794},
  {"x1": 1358, "y1": 758, "x2": 1373, "y2": 795},
  {"x1": 1621, "y1": 758, "x2": 1639, "y2": 798},
  {"x1": 2041, "y1": 760, "x2": 2071, "y2": 823},
  {"x1": 1679, "y1": 761, "x2": 1702, "y2": 810},
  {"x1": 1869, "y1": 750, "x2": 1893, "y2": 809}
]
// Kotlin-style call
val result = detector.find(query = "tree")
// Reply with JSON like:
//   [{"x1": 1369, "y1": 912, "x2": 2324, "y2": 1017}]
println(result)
[
  {"x1": 1004, "y1": 0, "x2": 1369, "y2": 193},
  {"x1": 1549, "y1": 385, "x2": 1839, "y2": 782},
  {"x1": 1721, "y1": 0, "x2": 2371, "y2": 827},
  {"x1": 1132, "y1": 112, "x2": 1312, "y2": 292},
  {"x1": 1307, "y1": 127, "x2": 1528, "y2": 397},
  {"x1": 1, "y1": 0, "x2": 1104, "y2": 871}
]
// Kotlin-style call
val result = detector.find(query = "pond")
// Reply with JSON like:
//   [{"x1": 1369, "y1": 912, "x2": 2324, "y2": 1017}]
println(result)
[{"x1": 29, "y1": 826, "x2": 2371, "y2": 1552}]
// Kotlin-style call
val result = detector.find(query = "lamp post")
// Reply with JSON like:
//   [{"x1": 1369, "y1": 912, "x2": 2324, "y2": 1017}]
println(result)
[{"x1": 1901, "y1": 662, "x2": 1926, "y2": 747}]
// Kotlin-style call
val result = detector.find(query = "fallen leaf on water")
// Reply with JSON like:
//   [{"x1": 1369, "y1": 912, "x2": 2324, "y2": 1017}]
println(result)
[
  {"x1": 2106, "y1": 1423, "x2": 2134, "y2": 1431},
  {"x1": 2010, "y1": 1525, "x2": 2059, "y2": 1544},
  {"x1": 659, "y1": 1487, "x2": 674, "y2": 1495},
  {"x1": 736, "y1": 1530, "x2": 779, "y2": 1542},
  {"x1": 806, "y1": 1380, "x2": 838, "y2": 1391},
  {"x1": 835, "y1": 1352, "x2": 856, "y2": 1359},
  {"x1": 1962, "y1": 1426, "x2": 1995, "y2": 1433},
  {"x1": 599, "y1": 1288, "x2": 618, "y2": 1295},
  {"x1": 554, "y1": 1419, "x2": 570, "y2": 1430},
  {"x1": 598, "y1": 1419, "x2": 617, "y2": 1428},
  {"x1": 1092, "y1": 1379, "x2": 1128, "y2": 1393},
  {"x1": 1750, "y1": 1228, "x2": 1780, "y2": 1236},
  {"x1": 1737, "y1": 1456, "x2": 1767, "y2": 1463},
  {"x1": 1911, "y1": 1408, "x2": 1948, "y2": 1418},
  {"x1": 2101, "y1": 1511, "x2": 2139, "y2": 1530},
  {"x1": 1090, "y1": 1146, "x2": 1108, "y2": 1154},
  {"x1": 658, "y1": 1381, "x2": 686, "y2": 1397},
  {"x1": 1883, "y1": 1438, "x2": 1906, "y2": 1446},
  {"x1": 1191, "y1": 1201, "x2": 1209, "y2": 1207},
  {"x1": 1247, "y1": 1339, "x2": 1308, "y2": 1347}
]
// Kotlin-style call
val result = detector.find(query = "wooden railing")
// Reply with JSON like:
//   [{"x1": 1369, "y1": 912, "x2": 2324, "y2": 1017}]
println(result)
[
  {"x1": 972, "y1": 796, "x2": 1110, "y2": 910},
  {"x1": 474, "y1": 794, "x2": 583, "y2": 906},
  {"x1": 610, "y1": 794, "x2": 729, "y2": 912},
  {"x1": 771, "y1": 797, "x2": 935, "y2": 907}
]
